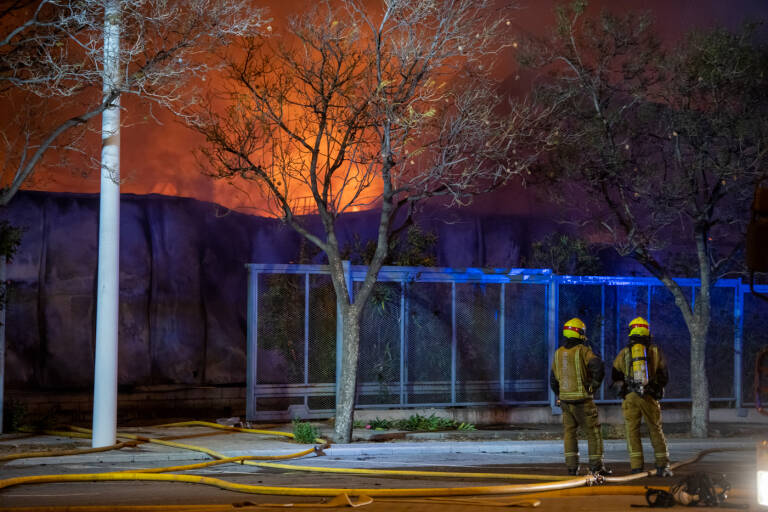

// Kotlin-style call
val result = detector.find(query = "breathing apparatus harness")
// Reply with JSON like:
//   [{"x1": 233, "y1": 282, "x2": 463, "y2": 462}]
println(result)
[{"x1": 626, "y1": 338, "x2": 650, "y2": 397}]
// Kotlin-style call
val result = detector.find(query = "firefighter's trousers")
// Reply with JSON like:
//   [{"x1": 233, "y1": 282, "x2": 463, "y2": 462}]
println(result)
[
  {"x1": 560, "y1": 399, "x2": 603, "y2": 469},
  {"x1": 621, "y1": 391, "x2": 669, "y2": 470}
]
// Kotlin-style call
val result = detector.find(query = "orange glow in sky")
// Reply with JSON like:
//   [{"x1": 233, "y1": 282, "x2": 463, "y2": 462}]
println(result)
[{"x1": 19, "y1": 0, "x2": 768, "y2": 216}]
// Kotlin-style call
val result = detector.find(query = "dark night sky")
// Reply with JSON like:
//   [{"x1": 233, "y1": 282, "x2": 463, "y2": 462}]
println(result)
[{"x1": 27, "y1": 0, "x2": 768, "y2": 215}]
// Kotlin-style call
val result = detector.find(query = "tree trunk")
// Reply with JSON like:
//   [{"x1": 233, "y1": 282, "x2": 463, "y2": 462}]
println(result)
[
  {"x1": 689, "y1": 326, "x2": 709, "y2": 438},
  {"x1": 688, "y1": 228, "x2": 712, "y2": 438},
  {"x1": 92, "y1": 0, "x2": 121, "y2": 448},
  {"x1": 641, "y1": 238, "x2": 712, "y2": 438},
  {"x1": 333, "y1": 305, "x2": 361, "y2": 443}
]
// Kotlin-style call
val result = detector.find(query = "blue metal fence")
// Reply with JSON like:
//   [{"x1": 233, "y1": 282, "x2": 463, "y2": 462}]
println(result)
[{"x1": 245, "y1": 264, "x2": 768, "y2": 421}]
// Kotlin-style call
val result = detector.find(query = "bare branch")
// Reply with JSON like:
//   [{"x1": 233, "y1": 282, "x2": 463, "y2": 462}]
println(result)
[{"x1": 0, "y1": 0, "x2": 268, "y2": 205}]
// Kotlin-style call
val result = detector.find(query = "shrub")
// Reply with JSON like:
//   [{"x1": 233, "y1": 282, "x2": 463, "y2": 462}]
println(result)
[
  {"x1": 292, "y1": 419, "x2": 319, "y2": 444},
  {"x1": 395, "y1": 413, "x2": 472, "y2": 431}
]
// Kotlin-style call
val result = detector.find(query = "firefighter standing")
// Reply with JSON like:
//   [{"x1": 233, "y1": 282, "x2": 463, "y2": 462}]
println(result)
[
  {"x1": 550, "y1": 317, "x2": 610, "y2": 476},
  {"x1": 612, "y1": 317, "x2": 672, "y2": 476}
]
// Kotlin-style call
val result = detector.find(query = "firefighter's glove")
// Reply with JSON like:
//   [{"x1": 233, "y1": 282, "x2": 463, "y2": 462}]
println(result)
[
  {"x1": 646, "y1": 382, "x2": 664, "y2": 400},
  {"x1": 612, "y1": 380, "x2": 628, "y2": 399}
]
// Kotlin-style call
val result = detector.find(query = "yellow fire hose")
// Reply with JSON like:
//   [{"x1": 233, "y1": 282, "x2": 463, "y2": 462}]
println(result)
[
  {"x1": 603, "y1": 446, "x2": 754, "y2": 484},
  {"x1": 252, "y1": 461, "x2": 572, "y2": 481},
  {"x1": 0, "y1": 494, "x2": 376, "y2": 512},
  {"x1": 0, "y1": 439, "x2": 142, "y2": 462},
  {"x1": 0, "y1": 470, "x2": 596, "y2": 497},
  {"x1": 6, "y1": 427, "x2": 314, "y2": 463},
  {"x1": 38, "y1": 425, "x2": 571, "y2": 481},
  {"x1": 0, "y1": 487, "x2": 752, "y2": 512},
  {"x1": 120, "y1": 448, "x2": 321, "y2": 473},
  {"x1": 154, "y1": 420, "x2": 327, "y2": 444}
]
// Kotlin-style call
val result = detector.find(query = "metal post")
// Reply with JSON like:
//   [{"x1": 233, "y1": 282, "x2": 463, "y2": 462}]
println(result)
[
  {"x1": 734, "y1": 281, "x2": 746, "y2": 416},
  {"x1": 400, "y1": 279, "x2": 407, "y2": 406},
  {"x1": 335, "y1": 295, "x2": 342, "y2": 403},
  {"x1": 600, "y1": 284, "x2": 606, "y2": 401},
  {"x1": 344, "y1": 260, "x2": 353, "y2": 303},
  {"x1": 246, "y1": 267, "x2": 258, "y2": 421},
  {"x1": 304, "y1": 273, "x2": 310, "y2": 409},
  {"x1": 92, "y1": 0, "x2": 121, "y2": 447},
  {"x1": 548, "y1": 276, "x2": 560, "y2": 414},
  {"x1": 647, "y1": 284, "x2": 652, "y2": 323},
  {"x1": 451, "y1": 282, "x2": 457, "y2": 405},
  {"x1": 499, "y1": 283, "x2": 506, "y2": 403},
  {"x1": 616, "y1": 285, "x2": 621, "y2": 357}
]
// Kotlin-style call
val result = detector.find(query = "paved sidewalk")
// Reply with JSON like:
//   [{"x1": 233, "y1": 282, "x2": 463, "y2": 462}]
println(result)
[{"x1": 0, "y1": 422, "x2": 761, "y2": 467}]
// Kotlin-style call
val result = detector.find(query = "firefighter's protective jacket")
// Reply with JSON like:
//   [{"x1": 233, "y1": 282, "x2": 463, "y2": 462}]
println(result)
[{"x1": 550, "y1": 338, "x2": 605, "y2": 402}]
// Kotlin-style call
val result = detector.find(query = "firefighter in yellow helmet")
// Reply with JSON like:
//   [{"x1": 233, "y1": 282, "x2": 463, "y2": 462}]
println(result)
[
  {"x1": 550, "y1": 317, "x2": 610, "y2": 476},
  {"x1": 611, "y1": 317, "x2": 672, "y2": 476}
]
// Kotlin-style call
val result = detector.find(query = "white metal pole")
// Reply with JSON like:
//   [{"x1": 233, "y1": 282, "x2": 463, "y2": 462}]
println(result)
[{"x1": 92, "y1": 0, "x2": 121, "y2": 448}]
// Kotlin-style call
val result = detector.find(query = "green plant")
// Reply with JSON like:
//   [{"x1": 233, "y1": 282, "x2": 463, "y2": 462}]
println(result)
[
  {"x1": 356, "y1": 414, "x2": 476, "y2": 432},
  {"x1": 354, "y1": 417, "x2": 394, "y2": 430},
  {"x1": 395, "y1": 414, "x2": 459, "y2": 431},
  {"x1": 524, "y1": 232, "x2": 603, "y2": 275},
  {"x1": 340, "y1": 224, "x2": 438, "y2": 267},
  {"x1": 368, "y1": 417, "x2": 392, "y2": 430},
  {"x1": 292, "y1": 419, "x2": 319, "y2": 444},
  {"x1": 390, "y1": 225, "x2": 438, "y2": 267},
  {"x1": 0, "y1": 221, "x2": 23, "y2": 261}
]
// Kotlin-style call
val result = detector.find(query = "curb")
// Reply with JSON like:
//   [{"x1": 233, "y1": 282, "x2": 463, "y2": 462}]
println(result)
[{"x1": 5, "y1": 438, "x2": 757, "y2": 467}]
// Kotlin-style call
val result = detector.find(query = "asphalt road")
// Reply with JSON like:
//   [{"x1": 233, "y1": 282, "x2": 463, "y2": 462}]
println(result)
[{"x1": 0, "y1": 448, "x2": 758, "y2": 511}]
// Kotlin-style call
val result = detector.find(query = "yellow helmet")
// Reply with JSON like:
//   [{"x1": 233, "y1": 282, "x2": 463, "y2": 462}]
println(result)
[
  {"x1": 563, "y1": 317, "x2": 586, "y2": 340},
  {"x1": 629, "y1": 316, "x2": 650, "y2": 337}
]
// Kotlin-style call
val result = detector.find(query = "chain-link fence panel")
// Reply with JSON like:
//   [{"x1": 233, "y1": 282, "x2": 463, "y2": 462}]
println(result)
[
  {"x1": 558, "y1": 283, "x2": 608, "y2": 396},
  {"x1": 257, "y1": 273, "x2": 304, "y2": 385},
  {"x1": 649, "y1": 285, "x2": 690, "y2": 399},
  {"x1": 405, "y1": 282, "x2": 452, "y2": 404},
  {"x1": 456, "y1": 283, "x2": 500, "y2": 403},
  {"x1": 600, "y1": 286, "x2": 620, "y2": 399},
  {"x1": 617, "y1": 284, "x2": 650, "y2": 340},
  {"x1": 357, "y1": 281, "x2": 402, "y2": 406},
  {"x1": 255, "y1": 273, "x2": 305, "y2": 413},
  {"x1": 307, "y1": 275, "x2": 336, "y2": 411},
  {"x1": 742, "y1": 291, "x2": 768, "y2": 405},
  {"x1": 707, "y1": 286, "x2": 735, "y2": 399},
  {"x1": 504, "y1": 283, "x2": 548, "y2": 402}
]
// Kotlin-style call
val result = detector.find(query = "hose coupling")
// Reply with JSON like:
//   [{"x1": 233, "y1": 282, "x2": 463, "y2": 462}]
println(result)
[{"x1": 586, "y1": 474, "x2": 605, "y2": 486}]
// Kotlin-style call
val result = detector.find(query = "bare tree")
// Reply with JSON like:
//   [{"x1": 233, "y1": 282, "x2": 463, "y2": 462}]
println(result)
[
  {"x1": 521, "y1": 1, "x2": 768, "y2": 437},
  {"x1": 192, "y1": 0, "x2": 551, "y2": 442}
]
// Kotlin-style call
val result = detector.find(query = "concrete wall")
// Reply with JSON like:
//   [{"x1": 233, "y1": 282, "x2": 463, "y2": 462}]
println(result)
[
  {"x1": 6, "y1": 387, "x2": 246, "y2": 426},
  {"x1": 8, "y1": 385, "x2": 767, "y2": 428},
  {"x1": 1, "y1": 191, "x2": 559, "y2": 394}
]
